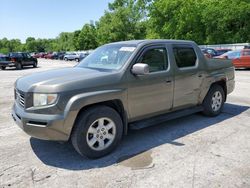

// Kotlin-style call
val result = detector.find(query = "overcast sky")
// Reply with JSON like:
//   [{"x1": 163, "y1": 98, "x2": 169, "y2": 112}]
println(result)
[{"x1": 0, "y1": 0, "x2": 112, "y2": 42}]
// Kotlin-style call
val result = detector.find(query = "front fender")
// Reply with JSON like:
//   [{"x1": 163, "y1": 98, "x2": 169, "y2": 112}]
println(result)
[{"x1": 62, "y1": 89, "x2": 127, "y2": 137}]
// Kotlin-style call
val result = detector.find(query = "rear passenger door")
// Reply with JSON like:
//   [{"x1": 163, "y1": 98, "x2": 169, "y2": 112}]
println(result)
[
  {"x1": 26, "y1": 53, "x2": 34, "y2": 65},
  {"x1": 22, "y1": 53, "x2": 32, "y2": 65},
  {"x1": 171, "y1": 44, "x2": 204, "y2": 109}
]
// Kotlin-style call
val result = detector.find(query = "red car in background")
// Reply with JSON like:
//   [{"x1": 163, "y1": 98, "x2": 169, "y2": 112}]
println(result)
[
  {"x1": 215, "y1": 49, "x2": 250, "y2": 68},
  {"x1": 44, "y1": 52, "x2": 53, "y2": 59},
  {"x1": 33, "y1": 52, "x2": 46, "y2": 58}
]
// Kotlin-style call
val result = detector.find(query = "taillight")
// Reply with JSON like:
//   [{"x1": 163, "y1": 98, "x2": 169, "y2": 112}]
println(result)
[{"x1": 11, "y1": 58, "x2": 16, "y2": 62}]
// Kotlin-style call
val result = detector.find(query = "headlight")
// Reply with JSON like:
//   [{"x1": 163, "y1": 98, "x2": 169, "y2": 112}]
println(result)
[{"x1": 33, "y1": 93, "x2": 58, "y2": 107}]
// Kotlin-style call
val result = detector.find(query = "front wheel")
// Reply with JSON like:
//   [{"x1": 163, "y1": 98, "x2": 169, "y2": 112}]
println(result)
[
  {"x1": 202, "y1": 85, "x2": 225, "y2": 116},
  {"x1": 71, "y1": 106, "x2": 123, "y2": 158},
  {"x1": 1, "y1": 66, "x2": 6, "y2": 70}
]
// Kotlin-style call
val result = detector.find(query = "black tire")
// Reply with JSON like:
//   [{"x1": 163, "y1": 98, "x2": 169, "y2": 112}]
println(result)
[
  {"x1": 75, "y1": 58, "x2": 79, "y2": 62},
  {"x1": 202, "y1": 85, "x2": 225, "y2": 117},
  {"x1": 33, "y1": 61, "x2": 37, "y2": 68},
  {"x1": 71, "y1": 105, "x2": 123, "y2": 158},
  {"x1": 1, "y1": 67, "x2": 6, "y2": 70},
  {"x1": 16, "y1": 62, "x2": 22, "y2": 70},
  {"x1": 64, "y1": 57, "x2": 68, "y2": 61}
]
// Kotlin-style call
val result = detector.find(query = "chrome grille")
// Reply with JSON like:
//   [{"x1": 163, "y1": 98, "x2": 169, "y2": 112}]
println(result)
[{"x1": 16, "y1": 89, "x2": 25, "y2": 108}]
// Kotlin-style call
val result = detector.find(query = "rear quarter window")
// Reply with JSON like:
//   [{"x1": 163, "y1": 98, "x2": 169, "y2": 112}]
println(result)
[{"x1": 173, "y1": 46, "x2": 197, "y2": 68}]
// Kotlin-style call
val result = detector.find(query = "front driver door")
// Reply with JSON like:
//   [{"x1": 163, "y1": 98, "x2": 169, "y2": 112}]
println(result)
[{"x1": 127, "y1": 45, "x2": 174, "y2": 121}]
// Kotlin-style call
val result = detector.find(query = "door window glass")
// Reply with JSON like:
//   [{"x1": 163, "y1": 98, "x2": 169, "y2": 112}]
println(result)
[
  {"x1": 139, "y1": 48, "x2": 168, "y2": 72},
  {"x1": 173, "y1": 46, "x2": 197, "y2": 68}
]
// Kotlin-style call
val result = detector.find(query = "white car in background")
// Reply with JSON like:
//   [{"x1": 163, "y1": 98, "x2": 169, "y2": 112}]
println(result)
[
  {"x1": 63, "y1": 52, "x2": 80, "y2": 62},
  {"x1": 64, "y1": 52, "x2": 90, "y2": 62}
]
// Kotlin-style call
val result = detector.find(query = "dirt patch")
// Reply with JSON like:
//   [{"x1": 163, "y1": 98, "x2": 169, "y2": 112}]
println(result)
[{"x1": 117, "y1": 150, "x2": 154, "y2": 170}]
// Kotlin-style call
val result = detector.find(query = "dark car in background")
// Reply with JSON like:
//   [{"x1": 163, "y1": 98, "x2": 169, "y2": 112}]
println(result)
[
  {"x1": 201, "y1": 48, "x2": 232, "y2": 58},
  {"x1": 0, "y1": 55, "x2": 12, "y2": 70},
  {"x1": 216, "y1": 49, "x2": 232, "y2": 56},
  {"x1": 1, "y1": 52, "x2": 38, "y2": 70},
  {"x1": 53, "y1": 52, "x2": 66, "y2": 60},
  {"x1": 57, "y1": 52, "x2": 66, "y2": 60},
  {"x1": 201, "y1": 48, "x2": 218, "y2": 58},
  {"x1": 79, "y1": 52, "x2": 89, "y2": 61}
]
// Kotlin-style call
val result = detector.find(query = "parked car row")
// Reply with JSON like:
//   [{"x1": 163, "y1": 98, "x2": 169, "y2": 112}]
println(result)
[
  {"x1": 32, "y1": 52, "x2": 66, "y2": 60},
  {"x1": 214, "y1": 49, "x2": 250, "y2": 68},
  {"x1": 0, "y1": 50, "x2": 93, "y2": 70},
  {"x1": 201, "y1": 48, "x2": 232, "y2": 58},
  {"x1": 201, "y1": 47, "x2": 250, "y2": 68},
  {"x1": 32, "y1": 51, "x2": 91, "y2": 62}
]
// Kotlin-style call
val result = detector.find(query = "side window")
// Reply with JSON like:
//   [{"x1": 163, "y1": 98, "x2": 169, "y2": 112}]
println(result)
[
  {"x1": 139, "y1": 48, "x2": 168, "y2": 72},
  {"x1": 173, "y1": 46, "x2": 197, "y2": 68},
  {"x1": 228, "y1": 52, "x2": 240, "y2": 59}
]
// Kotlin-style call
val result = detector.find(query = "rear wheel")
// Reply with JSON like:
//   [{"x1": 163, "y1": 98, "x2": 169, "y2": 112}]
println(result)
[
  {"x1": 75, "y1": 58, "x2": 79, "y2": 62},
  {"x1": 64, "y1": 57, "x2": 68, "y2": 61},
  {"x1": 71, "y1": 106, "x2": 123, "y2": 158},
  {"x1": 202, "y1": 85, "x2": 225, "y2": 116},
  {"x1": 1, "y1": 66, "x2": 6, "y2": 70},
  {"x1": 16, "y1": 62, "x2": 22, "y2": 70},
  {"x1": 33, "y1": 61, "x2": 37, "y2": 68}
]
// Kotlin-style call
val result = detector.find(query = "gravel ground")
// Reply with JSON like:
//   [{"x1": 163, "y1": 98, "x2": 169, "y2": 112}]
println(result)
[{"x1": 0, "y1": 59, "x2": 250, "y2": 188}]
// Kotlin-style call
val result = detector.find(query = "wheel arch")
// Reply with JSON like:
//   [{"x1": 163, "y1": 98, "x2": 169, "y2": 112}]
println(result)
[
  {"x1": 68, "y1": 99, "x2": 128, "y2": 140},
  {"x1": 210, "y1": 79, "x2": 227, "y2": 102}
]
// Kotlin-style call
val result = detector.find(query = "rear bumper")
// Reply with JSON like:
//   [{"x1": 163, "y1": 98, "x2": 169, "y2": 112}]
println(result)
[
  {"x1": 227, "y1": 79, "x2": 235, "y2": 95},
  {"x1": 11, "y1": 103, "x2": 69, "y2": 141},
  {"x1": 0, "y1": 62, "x2": 15, "y2": 67}
]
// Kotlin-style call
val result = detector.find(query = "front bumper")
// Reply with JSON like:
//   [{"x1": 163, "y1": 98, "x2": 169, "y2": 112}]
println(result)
[{"x1": 12, "y1": 103, "x2": 69, "y2": 141}]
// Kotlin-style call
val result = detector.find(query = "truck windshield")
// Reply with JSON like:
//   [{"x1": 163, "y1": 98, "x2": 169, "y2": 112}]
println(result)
[{"x1": 77, "y1": 44, "x2": 136, "y2": 70}]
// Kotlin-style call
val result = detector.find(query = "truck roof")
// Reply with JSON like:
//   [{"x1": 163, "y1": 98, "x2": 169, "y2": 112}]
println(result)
[{"x1": 107, "y1": 39, "x2": 195, "y2": 46}]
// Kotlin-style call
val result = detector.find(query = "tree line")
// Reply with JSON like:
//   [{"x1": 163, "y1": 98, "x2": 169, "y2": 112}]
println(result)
[{"x1": 0, "y1": 0, "x2": 249, "y2": 54}]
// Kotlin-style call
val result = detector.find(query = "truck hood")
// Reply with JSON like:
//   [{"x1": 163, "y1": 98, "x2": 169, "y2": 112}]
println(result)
[{"x1": 16, "y1": 67, "x2": 119, "y2": 93}]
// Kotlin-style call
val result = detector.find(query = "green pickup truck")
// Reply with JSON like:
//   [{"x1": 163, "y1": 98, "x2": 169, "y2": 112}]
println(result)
[{"x1": 12, "y1": 40, "x2": 235, "y2": 158}]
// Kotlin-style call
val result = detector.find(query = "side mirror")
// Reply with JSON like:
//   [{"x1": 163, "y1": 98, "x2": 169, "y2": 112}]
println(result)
[{"x1": 131, "y1": 63, "x2": 149, "y2": 75}]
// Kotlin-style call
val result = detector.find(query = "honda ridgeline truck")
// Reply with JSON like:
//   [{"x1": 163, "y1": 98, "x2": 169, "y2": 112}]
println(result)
[{"x1": 12, "y1": 40, "x2": 235, "y2": 158}]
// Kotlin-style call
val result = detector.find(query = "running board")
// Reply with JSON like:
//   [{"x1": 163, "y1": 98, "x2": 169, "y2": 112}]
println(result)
[{"x1": 129, "y1": 106, "x2": 204, "y2": 130}]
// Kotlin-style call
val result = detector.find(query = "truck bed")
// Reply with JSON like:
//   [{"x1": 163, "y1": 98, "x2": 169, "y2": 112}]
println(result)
[{"x1": 206, "y1": 58, "x2": 233, "y2": 71}]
